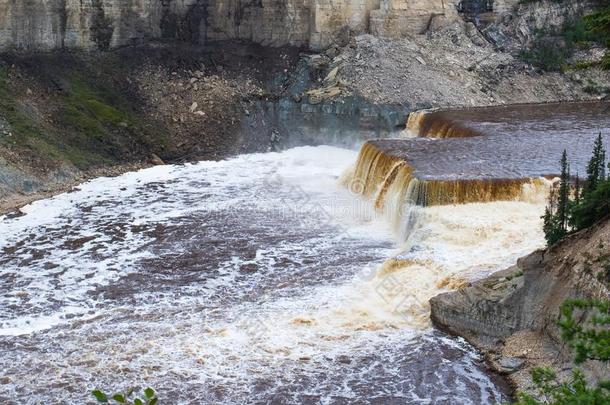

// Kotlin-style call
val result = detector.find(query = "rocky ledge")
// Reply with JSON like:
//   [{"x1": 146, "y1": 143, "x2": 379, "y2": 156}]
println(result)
[{"x1": 430, "y1": 217, "x2": 610, "y2": 395}]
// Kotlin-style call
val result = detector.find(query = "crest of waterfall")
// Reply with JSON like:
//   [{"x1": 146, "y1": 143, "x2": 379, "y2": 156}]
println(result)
[
  {"x1": 405, "y1": 109, "x2": 483, "y2": 138},
  {"x1": 344, "y1": 141, "x2": 552, "y2": 240}
]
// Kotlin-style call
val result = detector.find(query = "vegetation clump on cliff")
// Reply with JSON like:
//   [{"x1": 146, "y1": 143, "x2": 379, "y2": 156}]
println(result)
[
  {"x1": 520, "y1": 2, "x2": 610, "y2": 72},
  {"x1": 523, "y1": 132, "x2": 610, "y2": 404},
  {"x1": 543, "y1": 133, "x2": 610, "y2": 246},
  {"x1": 515, "y1": 298, "x2": 610, "y2": 404}
]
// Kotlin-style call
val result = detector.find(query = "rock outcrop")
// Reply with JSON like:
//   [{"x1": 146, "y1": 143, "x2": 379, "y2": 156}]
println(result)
[
  {"x1": 0, "y1": 0, "x2": 205, "y2": 51},
  {"x1": 430, "y1": 217, "x2": 610, "y2": 393},
  {"x1": 0, "y1": 0, "x2": 531, "y2": 51}
]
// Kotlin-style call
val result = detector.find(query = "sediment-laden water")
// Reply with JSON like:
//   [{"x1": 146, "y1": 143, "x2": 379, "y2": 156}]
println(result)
[
  {"x1": 406, "y1": 101, "x2": 610, "y2": 140},
  {"x1": 0, "y1": 146, "x2": 547, "y2": 403}
]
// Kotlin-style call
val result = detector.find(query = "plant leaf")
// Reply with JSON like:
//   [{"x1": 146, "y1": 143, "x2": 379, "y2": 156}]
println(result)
[
  {"x1": 91, "y1": 390, "x2": 108, "y2": 402},
  {"x1": 144, "y1": 388, "x2": 155, "y2": 399},
  {"x1": 134, "y1": 399, "x2": 143, "y2": 405},
  {"x1": 149, "y1": 398, "x2": 158, "y2": 405},
  {"x1": 112, "y1": 394, "x2": 126, "y2": 403}
]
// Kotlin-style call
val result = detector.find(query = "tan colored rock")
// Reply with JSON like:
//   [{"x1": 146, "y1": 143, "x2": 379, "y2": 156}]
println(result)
[
  {"x1": 0, "y1": 0, "x2": 462, "y2": 51},
  {"x1": 149, "y1": 153, "x2": 165, "y2": 166}
]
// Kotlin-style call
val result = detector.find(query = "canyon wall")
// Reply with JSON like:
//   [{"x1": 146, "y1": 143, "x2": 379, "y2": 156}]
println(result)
[{"x1": 0, "y1": 0, "x2": 510, "y2": 51}]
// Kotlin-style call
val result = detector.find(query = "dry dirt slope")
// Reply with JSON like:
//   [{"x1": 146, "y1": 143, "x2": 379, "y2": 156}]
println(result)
[{"x1": 0, "y1": 43, "x2": 299, "y2": 210}]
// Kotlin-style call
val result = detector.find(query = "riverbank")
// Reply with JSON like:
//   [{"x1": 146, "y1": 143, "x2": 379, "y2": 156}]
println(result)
[
  {"x1": 2, "y1": 9, "x2": 609, "y2": 213},
  {"x1": 430, "y1": 217, "x2": 610, "y2": 395},
  {"x1": 0, "y1": 42, "x2": 296, "y2": 211}
]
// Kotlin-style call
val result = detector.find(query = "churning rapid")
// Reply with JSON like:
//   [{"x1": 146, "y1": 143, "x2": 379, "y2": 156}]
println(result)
[
  {"x1": 0, "y1": 144, "x2": 549, "y2": 403},
  {"x1": 4, "y1": 101, "x2": 608, "y2": 403}
]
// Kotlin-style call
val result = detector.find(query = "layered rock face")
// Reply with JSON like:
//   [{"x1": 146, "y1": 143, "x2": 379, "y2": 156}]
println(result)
[
  {"x1": 430, "y1": 218, "x2": 610, "y2": 391},
  {"x1": 0, "y1": 0, "x2": 514, "y2": 51},
  {"x1": 370, "y1": 0, "x2": 459, "y2": 38},
  {"x1": 0, "y1": 0, "x2": 201, "y2": 51}
]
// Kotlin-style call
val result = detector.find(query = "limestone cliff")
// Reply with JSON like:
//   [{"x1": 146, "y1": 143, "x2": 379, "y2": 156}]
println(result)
[
  {"x1": 0, "y1": 0, "x2": 204, "y2": 50},
  {"x1": 0, "y1": 0, "x2": 505, "y2": 51}
]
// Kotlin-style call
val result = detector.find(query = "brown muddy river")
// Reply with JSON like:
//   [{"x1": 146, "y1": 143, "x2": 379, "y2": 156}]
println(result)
[
  {"x1": 401, "y1": 101, "x2": 610, "y2": 180},
  {"x1": 0, "y1": 101, "x2": 607, "y2": 404}
]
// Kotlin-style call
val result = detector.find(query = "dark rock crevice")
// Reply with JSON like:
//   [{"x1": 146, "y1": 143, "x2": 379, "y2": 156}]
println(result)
[
  {"x1": 90, "y1": 0, "x2": 114, "y2": 50},
  {"x1": 161, "y1": 0, "x2": 209, "y2": 43}
]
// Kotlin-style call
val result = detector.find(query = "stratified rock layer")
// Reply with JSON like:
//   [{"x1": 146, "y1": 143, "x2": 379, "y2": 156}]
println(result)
[
  {"x1": 0, "y1": 0, "x2": 471, "y2": 51},
  {"x1": 430, "y1": 218, "x2": 610, "y2": 392}
]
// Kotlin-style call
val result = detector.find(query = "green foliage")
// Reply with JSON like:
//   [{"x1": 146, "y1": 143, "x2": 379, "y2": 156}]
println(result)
[
  {"x1": 0, "y1": 65, "x2": 7, "y2": 83},
  {"x1": 557, "y1": 151, "x2": 571, "y2": 230},
  {"x1": 513, "y1": 298, "x2": 610, "y2": 404},
  {"x1": 583, "y1": 7, "x2": 610, "y2": 48},
  {"x1": 520, "y1": 39, "x2": 570, "y2": 72},
  {"x1": 542, "y1": 150, "x2": 570, "y2": 245},
  {"x1": 515, "y1": 368, "x2": 610, "y2": 404},
  {"x1": 602, "y1": 51, "x2": 610, "y2": 70},
  {"x1": 585, "y1": 134, "x2": 607, "y2": 194},
  {"x1": 579, "y1": 6, "x2": 610, "y2": 70},
  {"x1": 92, "y1": 387, "x2": 158, "y2": 405},
  {"x1": 0, "y1": 59, "x2": 169, "y2": 170},
  {"x1": 558, "y1": 299, "x2": 610, "y2": 364},
  {"x1": 543, "y1": 135, "x2": 609, "y2": 246},
  {"x1": 521, "y1": 4, "x2": 610, "y2": 71},
  {"x1": 571, "y1": 180, "x2": 610, "y2": 230}
]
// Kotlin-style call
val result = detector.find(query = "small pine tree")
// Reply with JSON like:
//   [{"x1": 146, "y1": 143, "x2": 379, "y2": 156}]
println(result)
[
  {"x1": 572, "y1": 134, "x2": 610, "y2": 230},
  {"x1": 585, "y1": 133, "x2": 606, "y2": 195},
  {"x1": 557, "y1": 150, "x2": 570, "y2": 232},
  {"x1": 543, "y1": 206, "x2": 555, "y2": 243},
  {"x1": 544, "y1": 136, "x2": 610, "y2": 245},
  {"x1": 543, "y1": 151, "x2": 570, "y2": 245},
  {"x1": 574, "y1": 174, "x2": 581, "y2": 206}
]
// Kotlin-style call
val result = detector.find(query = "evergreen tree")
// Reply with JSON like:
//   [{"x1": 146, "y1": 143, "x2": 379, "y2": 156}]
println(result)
[
  {"x1": 543, "y1": 135, "x2": 610, "y2": 246},
  {"x1": 557, "y1": 150, "x2": 570, "y2": 232},
  {"x1": 543, "y1": 151, "x2": 570, "y2": 245},
  {"x1": 572, "y1": 135, "x2": 610, "y2": 230},
  {"x1": 574, "y1": 174, "x2": 581, "y2": 206},
  {"x1": 585, "y1": 133, "x2": 606, "y2": 195},
  {"x1": 543, "y1": 206, "x2": 556, "y2": 244}
]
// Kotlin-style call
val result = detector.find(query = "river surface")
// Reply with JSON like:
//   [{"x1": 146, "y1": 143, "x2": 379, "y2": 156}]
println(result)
[
  {"x1": 0, "y1": 145, "x2": 547, "y2": 404},
  {"x1": 401, "y1": 102, "x2": 610, "y2": 180}
]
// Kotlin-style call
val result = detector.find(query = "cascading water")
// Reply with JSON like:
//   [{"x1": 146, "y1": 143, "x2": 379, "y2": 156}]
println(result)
[
  {"x1": 1, "y1": 101, "x2": 608, "y2": 403},
  {"x1": 0, "y1": 145, "x2": 545, "y2": 403},
  {"x1": 342, "y1": 141, "x2": 551, "y2": 240},
  {"x1": 404, "y1": 110, "x2": 483, "y2": 138}
]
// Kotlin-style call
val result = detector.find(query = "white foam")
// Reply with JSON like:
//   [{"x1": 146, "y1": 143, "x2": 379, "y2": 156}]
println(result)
[{"x1": 0, "y1": 145, "x2": 541, "y2": 403}]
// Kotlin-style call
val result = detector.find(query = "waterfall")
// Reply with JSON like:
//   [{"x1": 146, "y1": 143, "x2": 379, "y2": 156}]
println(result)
[
  {"x1": 405, "y1": 109, "x2": 483, "y2": 138},
  {"x1": 344, "y1": 141, "x2": 551, "y2": 239}
]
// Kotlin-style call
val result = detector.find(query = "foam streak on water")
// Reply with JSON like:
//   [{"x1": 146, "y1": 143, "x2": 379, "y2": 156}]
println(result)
[{"x1": 0, "y1": 146, "x2": 544, "y2": 403}]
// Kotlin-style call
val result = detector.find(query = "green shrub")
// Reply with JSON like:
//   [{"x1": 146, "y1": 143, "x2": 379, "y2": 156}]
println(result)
[
  {"x1": 521, "y1": 4, "x2": 610, "y2": 71},
  {"x1": 92, "y1": 387, "x2": 158, "y2": 405},
  {"x1": 602, "y1": 51, "x2": 610, "y2": 70},
  {"x1": 514, "y1": 298, "x2": 610, "y2": 404}
]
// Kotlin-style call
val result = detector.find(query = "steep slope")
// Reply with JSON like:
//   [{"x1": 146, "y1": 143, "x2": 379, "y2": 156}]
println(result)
[{"x1": 0, "y1": 44, "x2": 291, "y2": 209}]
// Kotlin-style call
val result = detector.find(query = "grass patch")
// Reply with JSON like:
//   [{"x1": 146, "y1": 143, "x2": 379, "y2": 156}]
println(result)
[{"x1": 0, "y1": 60, "x2": 169, "y2": 171}]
